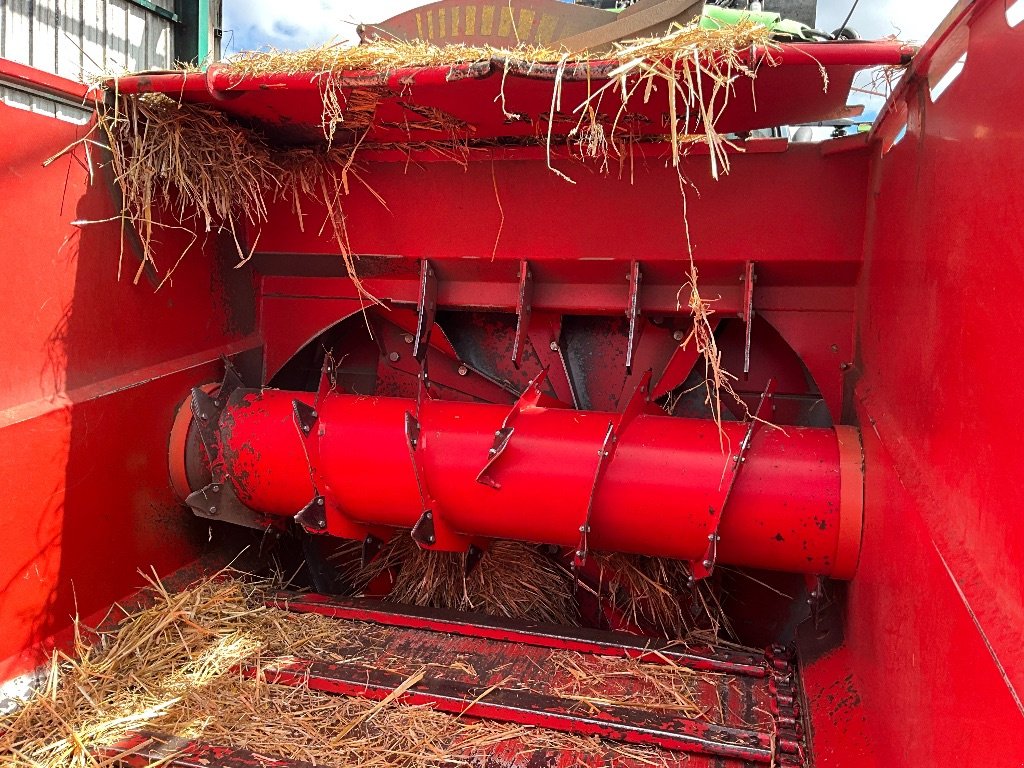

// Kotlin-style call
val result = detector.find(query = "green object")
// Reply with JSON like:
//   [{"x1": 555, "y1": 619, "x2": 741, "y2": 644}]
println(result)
[
  {"x1": 700, "y1": 5, "x2": 822, "y2": 41},
  {"x1": 197, "y1": 0, "x2": 210, "y2": 65},
  {"x1": 700, "y1": 6, "x2": 781, "y2": 31}
]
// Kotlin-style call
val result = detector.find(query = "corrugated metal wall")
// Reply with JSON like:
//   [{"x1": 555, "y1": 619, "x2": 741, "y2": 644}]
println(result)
[{"x1": 0, "y1": 0, "x2": 176, "y2": 80}]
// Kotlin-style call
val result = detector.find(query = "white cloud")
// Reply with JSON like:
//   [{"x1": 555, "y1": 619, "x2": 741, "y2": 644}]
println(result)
[
  {"x1": 223, "y1": 0, "x2": 425, "y2": 52},
  {"x1": 224, "y1": 0, "x2": 960, "y2": 54},
  {"x1": 816, "y1": 0, "x2": 957, "y2": 43}
]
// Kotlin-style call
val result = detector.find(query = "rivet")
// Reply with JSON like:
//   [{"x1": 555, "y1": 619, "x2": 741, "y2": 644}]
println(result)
[
  {"x1": 212, "y1": 484, "x2": 220, "y2": 492},
  {"x1": 388, "y1": 352, "x2": 401, "y2": 362},
  {"x1": 209, "y1": 506, "x2": 217, "y2": 515},
  {"x1": 425, "y1": 511, "x2": 432, "y2": 519},
  {"x1": 427, "y1": 536, "x2": 435, "y2": 544},
  {"x1": 311, "y1": 410, "x2": 318, "y2": 418},
  {"x1": 702, "y1": 560, "x2": 713, "y2": 569},
  {"x1": 403, "y1": 334, "x2": 413, "y2": 344},
  {"x1": 673, "y1": 330, "x2": 684, "y2": 341},
  {"x1": 303, "y1": 425, "x2": 310, "y2": 433},
  {"x1": 317, "y1": 497, "x2": 324, "y2": 506},
  {"x1": 457, "y1": 365, "x2": 468, "y2": 376},
  {"x1": 549, "y1": 341, "x2": 559, "y2": 352}
]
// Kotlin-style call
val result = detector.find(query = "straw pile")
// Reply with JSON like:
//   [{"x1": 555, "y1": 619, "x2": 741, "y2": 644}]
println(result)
[
  {"x1": 0, "y1": 572, "x2": 726, "y2": 768},
  {"x1": 336, "y1": 536, "x2": 730, "y2": 642},
  {"x1": 58, "y1": 19, "x2": 775, "y2": 287},
  {"x1": 47, "y1": 19, "x2": 784, "y2": 441},
  {"x1": 592, "y1": 553, "x2": 733, "y2": 640},
  {"x1": 339, "y1": 537, "x2": 579, "y2": 625}
]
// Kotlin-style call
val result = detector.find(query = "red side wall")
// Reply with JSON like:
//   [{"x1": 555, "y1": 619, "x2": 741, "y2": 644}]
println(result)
[
  {"x1": 849, "y1": 0, "x2": 1024, "y2": 762},
  {"x1": 0, "y1": 62, "x2": 260, "y2": 681}
]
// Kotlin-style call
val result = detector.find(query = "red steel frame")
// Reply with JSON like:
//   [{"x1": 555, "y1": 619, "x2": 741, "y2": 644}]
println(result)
[{"x1": 1, "y1": 2, "x2": 1023, "y2": 765}]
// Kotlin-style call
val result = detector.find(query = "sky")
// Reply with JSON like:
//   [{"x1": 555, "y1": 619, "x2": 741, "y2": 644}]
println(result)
[
  {"x1": 221, "y1": 0, "x2": 958, "y2": 55},
  {"x1": 219, "y1": 0, "x2": 960, "y2": 120}
]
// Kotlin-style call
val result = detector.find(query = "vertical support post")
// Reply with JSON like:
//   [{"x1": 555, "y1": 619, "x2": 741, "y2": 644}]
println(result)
[
  {"x1": 413, "y1": 259, "x2": 437, "y2": 363},
  {"x1": 512, "y1": 260, "x2": 534, "y2": 369},
  {"x1": 742, "y1": 261, "x2": 756, "y2": 376},
  {"x1": 625, "y1": 261, "x2": 643, "y2": 375}
]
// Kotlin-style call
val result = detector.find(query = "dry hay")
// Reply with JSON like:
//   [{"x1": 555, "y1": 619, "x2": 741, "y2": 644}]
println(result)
[
  {"x1": 0, "y1": 572, "x2": 722, "y2": 768},
  {"x1": 591, "y1": 553, "x2": 734, "y2": 641},
  {"x1": 339, "y1": 537, "x2": 578, "y2": 626},
  {"x1": 54, "y1": 19, "x2": 775, "y2": 282},
  {"x1": 48, "y1": 94, "x2": 377, "y2": 295},
  {"x1": 47, "y1": 19, "x2": 784, "y2": 437},
  {"x1": 338, "y1": 537, "x2": 732, "y2": 644}
]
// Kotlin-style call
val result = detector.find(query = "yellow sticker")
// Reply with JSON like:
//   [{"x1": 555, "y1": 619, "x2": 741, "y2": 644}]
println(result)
[
  {"x1": 536, "y1": 13, "x2": 558, "y2": 46},
  {"x1": 517, "y1": 9, "x2": 536, "y2": 42},
  {"x1": 497, "y1": 6, "x2": 513, "y2": 37},
  {"x1": 481, "y1": 5, "x2": 495, "y2": 36}
]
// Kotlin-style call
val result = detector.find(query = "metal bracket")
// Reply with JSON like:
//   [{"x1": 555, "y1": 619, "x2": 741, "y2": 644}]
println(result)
[
  {"x1": 361, "y1": 534, "x2": 384, "y2": 566},
  {"x1": 185, "y1": 479, "x2": 270, "y2": 530},
  {"x1": 476, "y1": 370, "x2": 548, "y2": 489},
  {"x1": 465, "y1": 543, "x2": 486, "y2": 575},
  {"x1": 189, "y1": 385, "x2": 231, "y2": 470},
  {"x1": 295, "y1": 495, "x2": 328, "y2": 533},
  {"x1": 405, "y1": 412, "x2": 436, "y2": 546},
  {"x1": 512, "y1": 260, "x2": 534, "y2": 369},
  {"x1": 413, "y1": 259, "x2": 437, "y2": 362},
  {"x1": 574, "y1": 371, "x2": 651, "y2": 569},
  {"x1": 318, "y1": 352, "x2": 337, "y2": 403},
  {"x1": 692, "y1": 378, "x2": 776, "y2": 581},
  {"x1": 216, "y1": 356, "x2": 245, "y2": 406},
  {"x1": 742, "y1": 261, "x2": 756, "y2": 376},
  {"x1": 410, "y1": 509, "x2": 436, "y2": 546},
  {"x1": 625, "y1": 261, "x2": 643, "y2": 375},
  {"x1": 405, "y1": 410, "x2": 470, "y2": 550},
  {"x1": 291, "y1": 400, "x2": 328, "y2": 535},
  {"x1": 574, "y1": 421, "x2": 615, "y2": 568},
  {"x1": 293, "y1": 400, "x2": 319, "y2": 437},
  {"x1": 805, "y1": 573, "x2": 825, "y2": 630}
]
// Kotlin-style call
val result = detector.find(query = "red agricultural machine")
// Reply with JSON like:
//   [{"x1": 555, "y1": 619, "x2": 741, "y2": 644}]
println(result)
[{"x1": 1, "y1": 0, "x2": 1022, "y2": 766}]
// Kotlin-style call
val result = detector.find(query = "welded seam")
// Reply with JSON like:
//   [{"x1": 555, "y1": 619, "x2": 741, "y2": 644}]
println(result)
[{"x1": 932, "y1": 539, "x2": 1024, "y2": 719}]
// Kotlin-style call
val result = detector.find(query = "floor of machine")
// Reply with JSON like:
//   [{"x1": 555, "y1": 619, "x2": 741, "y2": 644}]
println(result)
[{"x1": 100, "y1": 591, "x2": 806, "y2": 768}]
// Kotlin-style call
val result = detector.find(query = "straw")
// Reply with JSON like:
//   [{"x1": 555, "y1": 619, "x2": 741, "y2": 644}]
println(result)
[
  {"x1": 0, "y1": 572, "x2": 722, "y2": 768},
  {"x1": 338, "y1": 537, "x2": 579, "y2": 626}
]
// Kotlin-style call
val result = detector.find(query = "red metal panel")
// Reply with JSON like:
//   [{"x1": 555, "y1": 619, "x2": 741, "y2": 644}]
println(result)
[
  {"x1": 798, "y1": 644, "x2": 880, "y2": 768},
  {"x1": 251, "y1": 144, "x2": 869, "y2": 268},
  {"x1": 0, "y1": 79, "x2": 260, "y2": 680},
  {"x1": 247, "y1": 594, "x2": 798, "y2": 765},
  {"x1": 269, "y1": 592, "x2": 767, "y2": 675},
  {"x1": 254, "y1": 659, "x2": 777, "y2": 762},
  {"x1": 112, "y1": 42, "x2": 909, "y2": 145},
  {"x1": 849, "y1": 0, "x2": 1024, "y2": 762}
]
